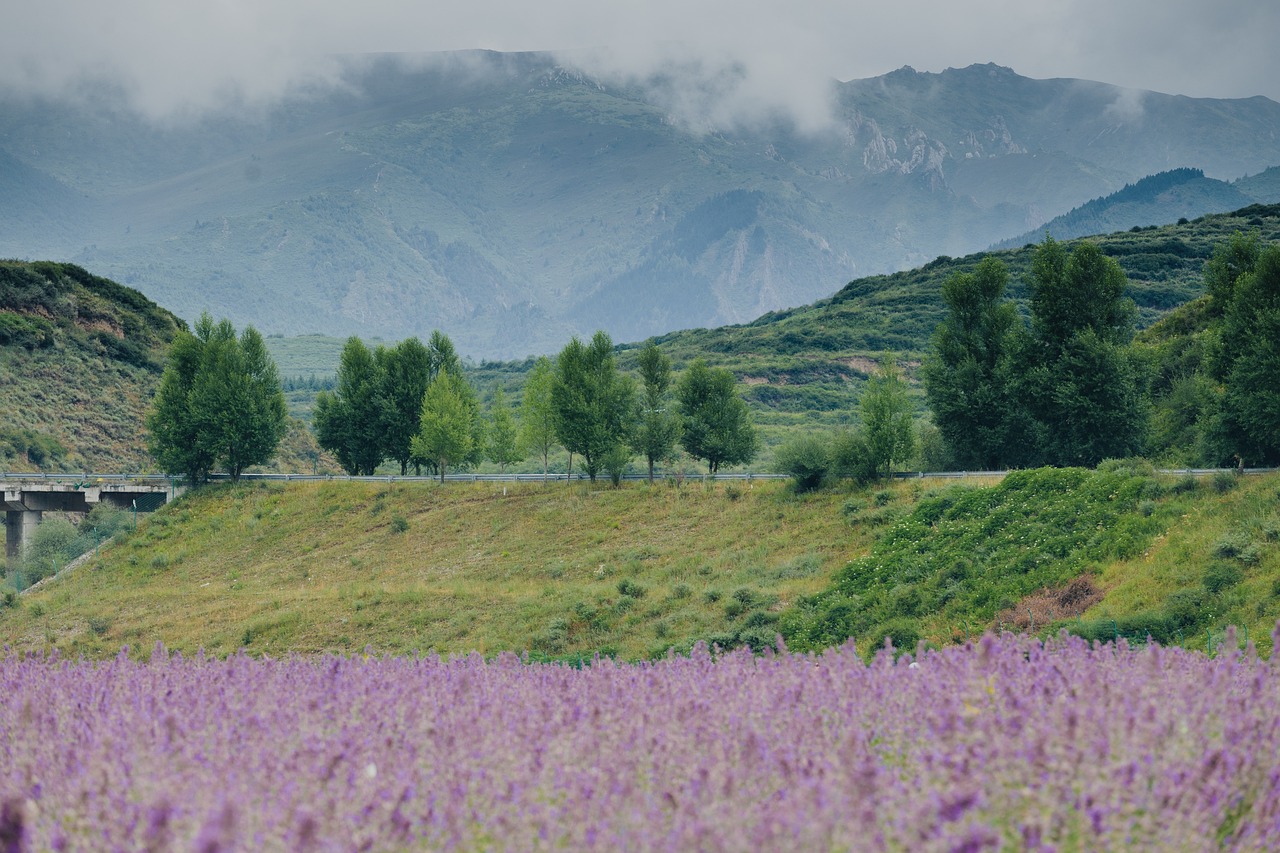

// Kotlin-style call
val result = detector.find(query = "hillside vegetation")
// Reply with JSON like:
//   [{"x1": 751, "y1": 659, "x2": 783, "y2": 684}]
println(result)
[
  {"x1": 0, "y1": 261, "x2": 183, "y2": 471},
  {"x1": 0, "y1": 479, "x2": 868, "y2": 659},
  {"x1": 4, "y1": 469, "x2": 1278, "y2": 660}
]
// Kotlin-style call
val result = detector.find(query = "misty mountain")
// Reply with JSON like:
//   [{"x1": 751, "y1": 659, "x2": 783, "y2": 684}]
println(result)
[{"x1": 1, "y1": 53, "x2": 1279, "y2": 359}]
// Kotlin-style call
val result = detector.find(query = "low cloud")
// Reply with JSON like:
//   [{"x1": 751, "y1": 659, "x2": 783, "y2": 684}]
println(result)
[{"x1": 0, "y1": 0, "x2": 1275, "y2": 126}]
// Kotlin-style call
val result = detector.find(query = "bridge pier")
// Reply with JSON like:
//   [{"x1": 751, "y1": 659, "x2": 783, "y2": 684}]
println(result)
[{"x1": 4, "y1": 510, "x2": 41, "y2": 561}]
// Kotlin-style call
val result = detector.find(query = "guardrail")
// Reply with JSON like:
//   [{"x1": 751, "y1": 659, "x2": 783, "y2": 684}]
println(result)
[{"x1": 4, "y1": 467, "x2": 1274, "y2": 485}]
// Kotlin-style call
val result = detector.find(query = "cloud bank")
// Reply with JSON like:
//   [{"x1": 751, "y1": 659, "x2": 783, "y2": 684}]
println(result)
[{"x1": 2, "y1": 0, "x2": 1276, "y2": 125}]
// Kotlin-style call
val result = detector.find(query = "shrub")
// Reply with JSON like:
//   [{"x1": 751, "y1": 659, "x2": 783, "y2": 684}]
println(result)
[
  {"x1": 772, "y1": 433, "x2": 831, "y2": 492},
  {"x1": 1212, "y1": 471, "x2": 1238, "y2": 494},
  {"x1": 1204, "y1": 562, "x2": 1244, "y2": 595},
  {"x1": 617, "y1": 579, "x2": 646, "y2": 599},
  {"x1": 866, "y1": 618, "x2": 921, "y2": 654},
  {"x1": 390, "y1": 515, "x2": 409, "y2": 534}
]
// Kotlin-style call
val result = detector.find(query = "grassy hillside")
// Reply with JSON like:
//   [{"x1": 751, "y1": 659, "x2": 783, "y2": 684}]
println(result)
[
  {"x1": 0, "y1": 479, "x2": 870, "y2": 659},
  {"x1": 0, "y1": 261, "x2": 183, "y2": 471},
  {"x1": 782, "y1": 465, "x2": 1280, "y2": 655},
  {"x1": 4, "y1": 468, "x2": 1278, "y2": 660}
]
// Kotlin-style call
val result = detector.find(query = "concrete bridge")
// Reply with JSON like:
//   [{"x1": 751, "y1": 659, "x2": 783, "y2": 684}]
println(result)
[{"x1": 3, "y1": 479, "x2": 175, "y2": 560}]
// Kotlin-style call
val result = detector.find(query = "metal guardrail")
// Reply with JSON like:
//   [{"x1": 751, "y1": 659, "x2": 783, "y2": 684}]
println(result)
[{"x1": 3, "y1": 467, "x2": 1274, "y2": 485}]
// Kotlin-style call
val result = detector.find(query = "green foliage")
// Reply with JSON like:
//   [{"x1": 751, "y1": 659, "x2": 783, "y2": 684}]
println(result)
[
  {"x1": 376, "y1": 337, "x2": 434, "y2": 475},
  {"x1": 485, "y1": 386, "x2": 521, "y2": 472},
  {"x1": 313, "y1": 338, "x2": 386, "y2": 476},
  {"x1": 1017, "y1": 237, "x2": 1146, "y2": 466},
  {"x1": 551, "y1": 332, "x2": 636, "y2": 482},
  {"x1": 518, "y1": 356, "x2": 559, "y2": 479},
  {"x1": 782, "y1": 467, "x2": 1170, "y2": 653},
  {"x1": 0, "y1": 428, "x2": 66, "y2": 467},
  {"x1": 773, "y1": 433, "x2": 831, "y2": 492},
  {"x1": 146, "y1": 313, "x2": 287, "y2": 483},
  {"x1": 631, "y1": 343, "x2": 681, "y2": 481},
  {"x1": 676, "y1": 359, "x2": 758, "y2": 474},
  {"x1": 860, "y1": 353, "x2": 915, "y2": 478},
  {"x1": 921, "y1": 257, "x2": 1024, "y2": 469},
  {"x1": 411, "y1": 370, "x2": 482, "y2": 481}
]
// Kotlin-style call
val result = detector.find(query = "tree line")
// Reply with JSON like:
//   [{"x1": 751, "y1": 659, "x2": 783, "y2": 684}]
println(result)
[
  {"x1": 774, "y1": 232, "x2": 1279, "y2": 490},
  {"x1": 313, "y1": 330, "x2": 758, "y2": 483}
]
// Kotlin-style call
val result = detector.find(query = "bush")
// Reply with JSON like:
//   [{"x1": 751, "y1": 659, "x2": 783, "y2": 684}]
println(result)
[
  {"x1": 866, "y1": 618, "x2": 921, "y2": 654},
  {"x1": 829, "y1": 430, "x2": 877, "y2": 484},
  {"x1": 390, "y1": 515, "x2": 409, "y2": 534},
  {"x1": 617, "y1": 579, "x2": 646, "y2": 599},
  {"x1": 1204, "y1": 562, "x2": 1244, "y2": 595},
  {"x1": 772, "y1": 433, "x2": 831, "y2": 492},
  {"x1": 1212, "y1": 470, "x2": 1238, "y2": 494}
]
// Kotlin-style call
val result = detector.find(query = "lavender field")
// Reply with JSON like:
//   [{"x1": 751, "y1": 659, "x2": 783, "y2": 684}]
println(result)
[{"x1": 3, "y1": 632, "x2": 1279, "y2": 851}]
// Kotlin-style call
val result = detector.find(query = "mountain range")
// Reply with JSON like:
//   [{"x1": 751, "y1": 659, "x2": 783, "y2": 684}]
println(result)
[{"x1": 2, "y1": 52, "x2": 1279, "y2": 359}]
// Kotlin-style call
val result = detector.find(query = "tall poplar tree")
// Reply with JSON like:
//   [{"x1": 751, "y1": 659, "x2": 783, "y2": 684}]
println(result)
[
  {"x1": 519, "y1": 356, "x2": 559, "y2": 481},
  {"x1": 631, "y1": 342, "x2": 681, "y2": 481}
]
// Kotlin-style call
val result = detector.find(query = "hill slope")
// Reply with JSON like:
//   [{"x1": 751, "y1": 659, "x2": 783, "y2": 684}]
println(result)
[
  {"x1": 3, "y1": 54, "x2": 1279, "y2": 358},
  {"x1": 4, "y1": 469, "x2": 1278, "y2": 660},
  {"x1": 0, "y1": 261, "x2": 183, "y2": 471}
]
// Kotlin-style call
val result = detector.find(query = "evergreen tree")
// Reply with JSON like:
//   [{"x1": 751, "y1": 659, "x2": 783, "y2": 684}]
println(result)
[
  {"x1": 146, "y1": 313, "x2": 286, "y2": 484},
  {"x1": 486, "y1": 385, "x2": 521, "y2": 473},
  {"x1": 676, "y1": 360, "x2": 757, "y2": 475},
  {"x1": 860, "y1": 353, "x2": 915, "y2": 479},
  {"x1": 551, "y1": 332, "x2": 636, "y2": 482},
  {"x1": 631, "y1": 342, "x2": 681, "y2": 481},
  {"x1": 313, "y1": 337, "x2": 385, "y2": 475},
  {"x1": 519, "y1": 356, "x2": 559, "y2": 481}
]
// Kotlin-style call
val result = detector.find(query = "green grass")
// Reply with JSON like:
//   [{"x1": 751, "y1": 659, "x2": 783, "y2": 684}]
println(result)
[
  {"x1": 0, "y1": 479, "x2": 877, "y2": 660},
  {"x1": 781, "y1": 466, "x2": 1280, "y2": 656},
  {"x1": 5, "y1": 468, "x2": 1278, "y2": 661}
]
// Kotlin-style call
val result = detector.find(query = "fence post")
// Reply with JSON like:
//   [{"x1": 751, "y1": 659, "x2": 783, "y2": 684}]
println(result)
[
  {"x1": 1028, "y1": 608, "x2": 1034, "y2": 633},
  {"x1": 1113, "y1": 620, "x2": 1119, "y2": 643},
  {"x1": 1207, "y1": 629, "x2": 1213, "y2": 657}
]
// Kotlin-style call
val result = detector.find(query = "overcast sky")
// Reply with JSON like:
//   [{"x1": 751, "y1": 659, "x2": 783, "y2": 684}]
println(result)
[{"x1": 3, "y1": 0, "x2": 1277, "y2": 125}]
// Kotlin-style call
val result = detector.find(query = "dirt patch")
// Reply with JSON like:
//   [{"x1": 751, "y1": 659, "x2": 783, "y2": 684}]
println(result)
[{"x1": 994, "y1": 575, "x2": 1105, "y2": 630}]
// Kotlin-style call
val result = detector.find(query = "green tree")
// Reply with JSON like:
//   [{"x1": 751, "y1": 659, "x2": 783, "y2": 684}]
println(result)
[
  {"x1": 631, "y1": 342, "x2": 681, "y2": 481},
  {"x1": 921, "y1": 257, "x2": 1027, "y2": 469},
  {"x1": 147, "y1": 316, "x2": 219, "y2": 484},
  {"x1": 146, "y1": 313, "x2": 287, "y2": 483},
  {"x1": 486, "y1": 385, "x2": 522, "y2": 473},
  {"x1": 313, "y1": 337, "x2": 385, "y2": 475},
  {"x1": 411, "y1": 370, "x2": 479, "y2": 482},
  {"x1": 860, "y1": 353, "x2": 915, "y2": 479},
  {"x1": 552, "y1": 332, "x2": 636, "y2": 482},
  {"x1": 1019, "y1": 237, "x2": 1145, "y2": 466},
  {"x1": 377, "y1": 337, "x2": 432, "y2": 475},
  {"x1": 676, "y1": 360, "x2": 757, "y2": 474},
  {"x1": 1212, "y1": 244, "x2": 1280, "y2": 465},
  {"x1": 519, "y1": 356, "x2": 559, "y2": 481}
]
